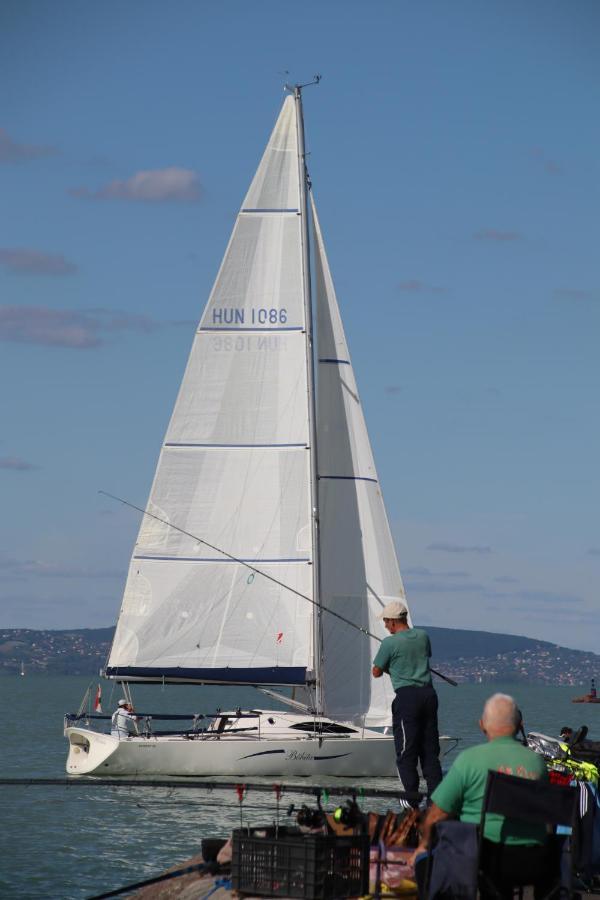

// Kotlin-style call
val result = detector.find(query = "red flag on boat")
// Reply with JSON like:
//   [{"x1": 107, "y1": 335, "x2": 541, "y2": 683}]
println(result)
[{"x1": 93, "y1": 684, "x2": 102, "y2": 713}]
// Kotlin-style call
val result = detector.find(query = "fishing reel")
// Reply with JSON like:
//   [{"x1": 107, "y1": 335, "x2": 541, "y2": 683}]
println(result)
[
  {"x1": 287, "y1": 803, "x2": 326, "y2": 830},
  {"x1": 332, "y1": 799, "x2": 363, "y2": 829}
]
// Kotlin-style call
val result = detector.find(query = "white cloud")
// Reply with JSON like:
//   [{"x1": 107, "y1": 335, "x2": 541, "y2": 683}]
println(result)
[
  {"x1": 0, "y1": 129, "x2": 58, "y2": 163},
  {"x1": 0, "y1": 456, "x2": 39, "y2": 471},
  {"x1": 474, "y1": 229, "x2": 521, "y2": 242},
  {"x1": 0, "y1": 248, "x2": 77, "y2": 276},
  {"x1": 69, "y1": 167, "x2": 201, "y2": 202},
  {"x1": 0, "y1": 306, "x2": 177, "y2": 349},
  {"x1": 427, "y1": 542, "x2": 492, "y2": 555}
]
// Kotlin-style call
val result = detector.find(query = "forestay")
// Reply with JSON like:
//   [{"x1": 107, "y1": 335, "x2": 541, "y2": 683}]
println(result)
[
  {"x1": 312, "y1": 196, "x2": 408, "y2": 727},
  {"x1": 107, "y1": 96, "x2": 315, "y2": 685}
]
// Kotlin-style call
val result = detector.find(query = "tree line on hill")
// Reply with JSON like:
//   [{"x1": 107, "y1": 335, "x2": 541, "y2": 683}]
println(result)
[{"x1": 0, "y1": 625, "x2": 596, "y2": 684}]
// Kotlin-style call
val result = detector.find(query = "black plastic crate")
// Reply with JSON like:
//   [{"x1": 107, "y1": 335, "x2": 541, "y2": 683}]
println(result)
[{"x1": 232, "y1": 826, "x2": 369, "y2": 899}]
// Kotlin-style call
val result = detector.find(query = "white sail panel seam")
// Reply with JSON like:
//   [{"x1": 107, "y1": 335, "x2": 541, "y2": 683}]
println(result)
[
  {"x1": 132, "y1": 555, "x2": 312, "y2": 563},
  {"x1": 198, "y1": 326, "x2": 304, "y2": 333},
  {"x1": 212, "y1": 566, "x2": 237, "y2": 665},
  {"x1": 241, "y1": 208, "x2": 299, "y2": 214},
  {"x1": 163, "y1": 443, "x2": 308, "y2": 449}
]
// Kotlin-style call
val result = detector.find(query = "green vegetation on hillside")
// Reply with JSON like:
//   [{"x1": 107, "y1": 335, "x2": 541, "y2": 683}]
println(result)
[{"x1": 0, "y1": 625, "x2": 596, "y2": 684}]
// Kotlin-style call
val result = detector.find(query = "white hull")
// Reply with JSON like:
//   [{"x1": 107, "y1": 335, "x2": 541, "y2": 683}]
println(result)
[{"x1": 65, "y1": 711, "x2": 398, "y2": 777}]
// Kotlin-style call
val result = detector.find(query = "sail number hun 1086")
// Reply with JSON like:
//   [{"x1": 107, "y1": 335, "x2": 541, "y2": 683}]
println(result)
[{"x1": 211, "y1": 307, "x2": 288, "y2": 326}]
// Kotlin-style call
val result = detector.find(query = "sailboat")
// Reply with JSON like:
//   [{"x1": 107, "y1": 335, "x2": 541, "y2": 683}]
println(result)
[{"x1": 65, "y1": 85, "x2": 430, "y2": 777}]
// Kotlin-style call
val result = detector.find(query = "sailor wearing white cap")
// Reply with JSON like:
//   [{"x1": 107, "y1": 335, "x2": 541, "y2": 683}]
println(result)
[
  {"x1": 111, "y1": 698, "x2": 139, "y2": 739},
  {"x1": 372, "y1": 600, "x2": 442, "y2": 803}
]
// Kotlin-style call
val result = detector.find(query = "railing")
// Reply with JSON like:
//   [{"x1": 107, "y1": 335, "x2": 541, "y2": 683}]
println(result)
[
  {"x1": 64, "y1": 709, "x2": 265, "y2": 740},
  {"x1": 64, "y1": 710, "x2": 393, "y2": 743}
]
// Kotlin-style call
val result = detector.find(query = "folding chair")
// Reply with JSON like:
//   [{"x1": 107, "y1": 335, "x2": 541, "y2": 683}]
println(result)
[{"x1": 478, "y1": 770, "x2": 578, "y2": 899}]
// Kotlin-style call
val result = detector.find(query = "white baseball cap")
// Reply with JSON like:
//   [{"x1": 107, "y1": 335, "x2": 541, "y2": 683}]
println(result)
[
  {"x1": 118, "y1": 699, "x2": 128, "y2": 707},
  {"x1": 377, "y1": 600, "x2": 408, "y2": 620}
]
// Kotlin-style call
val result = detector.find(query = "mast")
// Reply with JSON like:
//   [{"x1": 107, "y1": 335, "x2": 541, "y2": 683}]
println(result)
[{"x1": 293, "y1": 83, "x2": 324, "y2": 713}]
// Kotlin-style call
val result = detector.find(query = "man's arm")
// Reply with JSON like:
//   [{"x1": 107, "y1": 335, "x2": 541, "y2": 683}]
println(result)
[
  {"x1": 410, "y1": 803, "x2": 450, "y2": 862},
  {"x1": 410, "y1": 756, "x2": 465, "y2": 862},
  {"x1": 126, "y1": 710, "x2": 140, "y2": 734},
  {"x1": 372, "y1": 640, "x2": 390, "y2": 679}
]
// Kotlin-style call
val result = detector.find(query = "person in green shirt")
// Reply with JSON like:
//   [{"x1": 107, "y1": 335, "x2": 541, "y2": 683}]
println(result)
[
  {"x1": 372, "y1": 600, "x2": 442, "y2": 802},
  {"x1": 412, "y1": 692, "x2": 548, "y2": 862}
]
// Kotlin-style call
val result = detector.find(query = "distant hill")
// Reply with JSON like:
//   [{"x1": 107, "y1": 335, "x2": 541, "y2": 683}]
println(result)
[
  {"x1": 0, "y1": 627, "x2": 115, "y2": 676},
  {"x1": 426, "y1": 626, "x2": 556, "y2": 659},
  {"x1": 0, "y1": 625, "x2": 597, "y2": 684},
  {"x1": 424, "y1": 626, "x2": 597, "y2": 686}
]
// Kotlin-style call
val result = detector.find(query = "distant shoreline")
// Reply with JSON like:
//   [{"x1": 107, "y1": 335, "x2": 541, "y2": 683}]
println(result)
[{"x1": 1, "y1": 625, "x2": 596, "y2": 685}]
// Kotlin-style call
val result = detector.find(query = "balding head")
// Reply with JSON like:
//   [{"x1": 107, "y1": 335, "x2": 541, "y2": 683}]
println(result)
[{"x1": 480, "y1": 693, "x2": 521, "y2": 740}]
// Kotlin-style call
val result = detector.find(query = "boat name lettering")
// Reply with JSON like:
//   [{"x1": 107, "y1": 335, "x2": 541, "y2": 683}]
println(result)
[
  {"x1": 285, "y1": 750, "x2": 314, "y2": 761},
  {"x1": 212, "y1": 335, "x2": 281, "y2": 352},
  {"x1": 211, "y1": 307, "x2": 288, "y2": 325}
]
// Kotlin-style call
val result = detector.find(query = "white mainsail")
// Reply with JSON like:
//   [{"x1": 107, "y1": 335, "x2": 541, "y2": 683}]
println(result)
[
  {"x1": 107, "y1": 94, "x2": 408, "y2": 719},
  {"x1": 108, "y1": 96, "x2": 315, "y2": 685},
  {"x1": 312, "y1": 196, "x2": 408, "y2": 727}
]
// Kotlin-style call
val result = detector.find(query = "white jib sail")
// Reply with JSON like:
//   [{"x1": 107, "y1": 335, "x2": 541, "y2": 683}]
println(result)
[
  {"x1": 312, "y1": 195, "x2": 408, "y2": 727},
  {"x1": 108, "y1": 96, "x2": 315, "y2": 685}
]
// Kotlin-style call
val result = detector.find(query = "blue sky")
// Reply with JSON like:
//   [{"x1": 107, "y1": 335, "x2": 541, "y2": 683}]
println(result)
[{"x1": 1, "y1": 1, "x2": 598, "y2": 651}]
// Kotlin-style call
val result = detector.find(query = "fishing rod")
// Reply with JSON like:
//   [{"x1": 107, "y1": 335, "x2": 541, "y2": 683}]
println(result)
[{"x1": 99, "y1": 490, "x2": 457, "y2": 687}]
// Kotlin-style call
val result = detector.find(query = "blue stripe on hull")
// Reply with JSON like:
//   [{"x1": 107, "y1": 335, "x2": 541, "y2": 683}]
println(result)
[
  {"x1": 314, "y1": 753, "x2": 353, "y2": 760},
  {"x1": 238, "y1": 749, "x2": 286, "y2": 759}
]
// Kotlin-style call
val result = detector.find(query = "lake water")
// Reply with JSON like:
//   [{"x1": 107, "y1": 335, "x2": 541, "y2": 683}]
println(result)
[{"x1": 1, "y1": 676, "x2": 597, "y2": 898}]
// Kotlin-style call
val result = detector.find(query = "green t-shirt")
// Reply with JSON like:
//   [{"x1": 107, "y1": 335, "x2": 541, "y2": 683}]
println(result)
[
  {"x1": 431, "y1": 735, "x2": 548, "y2": 845},
  {"x1": 372, "y1": 627, "x2": 432, "y2": 689}
]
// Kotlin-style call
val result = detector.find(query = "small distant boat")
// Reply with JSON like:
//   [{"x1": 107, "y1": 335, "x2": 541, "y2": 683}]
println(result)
[
  {"x1": 20, "y1": 660, "x2": 25, "y2": 677},
  {"x1": 572, "y1": 678, "x2": 600, "y2": 704}
]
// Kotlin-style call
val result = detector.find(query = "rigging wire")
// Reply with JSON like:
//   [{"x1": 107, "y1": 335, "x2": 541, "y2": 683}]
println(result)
[{"x1": 99, "y1": 490, "x2": 457, "y2": 686}]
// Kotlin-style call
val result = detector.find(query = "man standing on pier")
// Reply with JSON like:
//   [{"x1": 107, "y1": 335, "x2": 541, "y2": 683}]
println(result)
[{"x1": 372, "y1": 600, "x2": 442, "y2": 802}]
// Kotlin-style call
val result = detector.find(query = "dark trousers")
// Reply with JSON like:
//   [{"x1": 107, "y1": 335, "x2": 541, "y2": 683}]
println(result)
[{"x1": 392, "y1": 684, "x2": 443, "y2": 799}]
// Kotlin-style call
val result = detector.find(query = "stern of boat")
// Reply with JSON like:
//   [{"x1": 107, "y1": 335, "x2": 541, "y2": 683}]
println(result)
[{"x1": 65, "y1": 727, "x2": 119, "y2": 775}]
